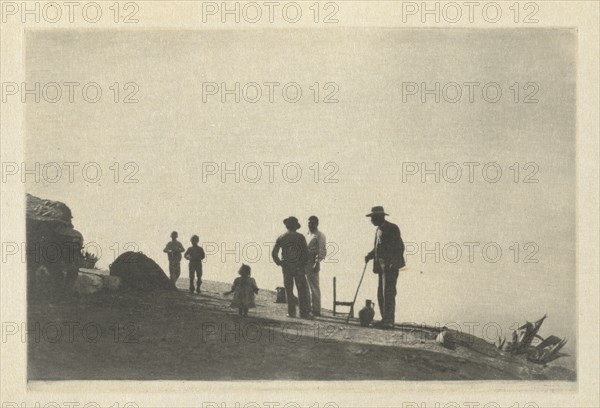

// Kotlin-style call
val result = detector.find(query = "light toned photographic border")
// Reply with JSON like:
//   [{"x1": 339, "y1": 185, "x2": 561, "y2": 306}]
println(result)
[{"x1": 1, "y1": 1, "x2": 598, "y2": 407}]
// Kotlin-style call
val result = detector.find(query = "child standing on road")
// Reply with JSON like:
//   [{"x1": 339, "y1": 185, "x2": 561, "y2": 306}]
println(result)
[
  {"x1": 184, "y1": 235, "x2": 205, "y2": 294},
  {"x1": 223, "y1": 264, "x2": 259, "y2": 317}
]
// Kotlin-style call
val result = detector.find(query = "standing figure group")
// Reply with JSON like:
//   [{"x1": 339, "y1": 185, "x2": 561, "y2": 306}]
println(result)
[
  {"x1": 272, "y1": 215, "x2": 327, "y2": 319},
  {"x1": 162, "y1": 206, "x2": 405, "y2": 327},
  {"x1": 164, "y1": 231, "x2": 205, "y2": 294}
]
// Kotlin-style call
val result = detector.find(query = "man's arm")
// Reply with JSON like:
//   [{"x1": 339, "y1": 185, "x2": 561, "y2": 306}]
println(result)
[
  {"x1": 317, "y1": 232, "x2": 327, "y2": 262},
  {"x1": 299, "y1": 235, "x2": 309, "y2": 268},
  {"x1": 163, "y1": 242, "x2": 171, "y2": 253},
  {"x1": 389, "y1": 224, "x2": 403, "y2": 266},
  {"x1": 397, "y1": 229, "x2": 404, "y2": 256},
  {"x1": 397, "y1": 228, "x2": 405, "y2": 266},
  {"x1": 271, "y1": 238, "x2": 282, "y2": 266}
]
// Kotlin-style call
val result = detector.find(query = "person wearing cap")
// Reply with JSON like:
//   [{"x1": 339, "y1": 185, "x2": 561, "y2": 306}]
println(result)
[
  {"x1": 364, "y1": 206, "x2": 405, "y2": 329},
  {"x1": 306, "y1": 215, "x2": 327, "y2": 317},
  {"x1": 164, "y1": 231, "x2": 185, "y2": 286},
  {"x1": 272, "y1": 216, "x2": 312, "y2": 319}
]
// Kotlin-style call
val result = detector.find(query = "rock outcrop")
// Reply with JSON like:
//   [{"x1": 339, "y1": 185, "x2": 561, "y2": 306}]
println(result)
[
  {"x1": 26, "y1": 194, "x2": 83, "y2": 295},
  {"x1": 109, "y1": 251, "x2": 175, "y2": 291}
]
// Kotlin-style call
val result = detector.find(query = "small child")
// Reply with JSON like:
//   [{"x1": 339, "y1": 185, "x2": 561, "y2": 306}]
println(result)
[
  {"x1": 184, "y1": 235, "x2": 205, "y2": 294},
  {"x1": 223, "y1": 264, "x2": 259, "y2": 317}
]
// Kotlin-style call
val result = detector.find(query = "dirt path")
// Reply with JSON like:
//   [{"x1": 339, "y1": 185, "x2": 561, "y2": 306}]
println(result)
[{"x1": 28, "y1": 281, "x2": 575, "y2": 381}]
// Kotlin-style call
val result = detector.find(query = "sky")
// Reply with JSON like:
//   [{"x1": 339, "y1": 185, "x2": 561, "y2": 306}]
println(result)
[{"x1": 24, "y1": 28, "x2": 576, "y2": 354}]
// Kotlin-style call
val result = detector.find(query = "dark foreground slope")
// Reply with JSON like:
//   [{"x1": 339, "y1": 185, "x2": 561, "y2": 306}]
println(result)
[{"x1": 28, "y1": 280, "x2": 575, "y2": 381}]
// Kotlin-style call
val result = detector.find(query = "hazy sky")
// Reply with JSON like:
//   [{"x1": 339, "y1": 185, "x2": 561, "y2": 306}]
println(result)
[{"x1": 25, "y1": 28, "x2": 576, "y2": 348}]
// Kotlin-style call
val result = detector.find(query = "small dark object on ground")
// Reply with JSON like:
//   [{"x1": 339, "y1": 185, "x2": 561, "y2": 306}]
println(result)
[
  {"x1": 274, "y1": 287, "x2": 298, "y2": 304},
  {"x1": 275, "y1": 287, "x2": 286, "y2": 303},
  {"x1": 359, "y1": 299, "x2": 375, "y2": 327},
  {"x1": 436, "y1": 329, "x2": 457, "y2": 350}
]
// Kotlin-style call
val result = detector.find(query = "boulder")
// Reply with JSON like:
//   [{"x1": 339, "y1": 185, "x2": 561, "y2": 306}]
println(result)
[
  {"x1": 102, "y1": 274, "x2": 122, "y2": 291},
  {"x1": 69, "y1": 270, "x2": 122, "y2": 294},
  {"x1": 73, "y1": 272, "x2": 104, "y2": 295},
  {"x1": 26, "y1": 193, "x2": 74, "y2": 226},
  {"x1": 26, "y1": 194, "x2": 83, "y2": 295},
  {"x1": 109, "y1": 251, "x2": 175, "y2": 291},
  {"x1": 436, "y1": 329, "x2": 456, "y2": 350}
]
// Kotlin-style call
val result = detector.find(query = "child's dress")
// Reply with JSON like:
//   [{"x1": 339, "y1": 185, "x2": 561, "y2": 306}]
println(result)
[{"x1": 230, "y1": 276, "x2": 259, "y2": 309}]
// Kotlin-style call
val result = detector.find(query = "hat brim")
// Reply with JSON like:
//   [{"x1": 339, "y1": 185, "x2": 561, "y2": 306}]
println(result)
[
  {"x1": 283, "y1": 219, "x2": 302, "y2": 229},
  {"x1": 366, "y1": 212, "x2": 389, "y2": 217}
]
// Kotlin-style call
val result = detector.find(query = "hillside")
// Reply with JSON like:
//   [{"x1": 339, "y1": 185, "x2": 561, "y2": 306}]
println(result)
[{"x1": 28, "y1": 279, "x2": 575, "y2": 381}]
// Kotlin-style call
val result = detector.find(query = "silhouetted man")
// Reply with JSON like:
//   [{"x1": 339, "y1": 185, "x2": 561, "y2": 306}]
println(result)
[
  {"x1": 272, "y1": 216, "x2": 312, "y2": 319},
  {"x1": 306, "y1": 215, "x2": 327, "y2": 317},
  {"x1": 164, "y1": 231, "x2": 185, "y2": 285},
  {"x1": 364, "y1": 206, "x2": 405, "y2": 329}
]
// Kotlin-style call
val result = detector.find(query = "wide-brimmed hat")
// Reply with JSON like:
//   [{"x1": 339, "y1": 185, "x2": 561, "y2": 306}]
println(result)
[
  {"x1": 283, "y1": 216, "x2": 301, "y2": 230},
  {"x1": 366, "y1": 206, "x2": 389, "y2": 217}
]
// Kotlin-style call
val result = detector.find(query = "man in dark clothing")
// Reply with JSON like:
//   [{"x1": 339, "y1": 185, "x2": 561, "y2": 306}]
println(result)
[
  {"x1": 364, "y1": 206, "x2": 405, "y2": 329},
  {"x1": 272, "y1": 216, "x2": 312, "y2": 319},
  {"x1": 164, "y1": 231, "x2": 185, "y2": 286},
  {"x1": 184, "y1": 235, "x2": 205, "y2": 294}
]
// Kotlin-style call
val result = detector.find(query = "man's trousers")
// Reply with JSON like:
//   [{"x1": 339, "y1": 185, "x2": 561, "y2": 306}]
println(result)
[
  {"x1": 305, "y1": 263, "x2": 321, "y2": 315},
  {"x1": 169, "y1": 261, "x2": 181, "y2": 285},
  {"x1": 282, "y1": 265, "x2": 311, "y2": 317},
  {"x1": 377, "y1": 264, "x2": 399, "y2": 325}
]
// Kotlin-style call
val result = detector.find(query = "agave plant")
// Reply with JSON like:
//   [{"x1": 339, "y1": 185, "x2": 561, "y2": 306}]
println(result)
[
  {"x1": 527, "y1": 335, "x2": 568, "y2": 364},
  {"x1": 81, "y1": 250, "x2": 99, "y2": 268},
  {"x1": 495, "y1": 315, "x2": 568, "y2": 365}
]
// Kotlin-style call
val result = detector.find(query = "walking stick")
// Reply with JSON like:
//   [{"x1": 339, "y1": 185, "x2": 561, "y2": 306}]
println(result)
[{"x1": 346, "y1": 260, "x2": 370, "y2": 324}]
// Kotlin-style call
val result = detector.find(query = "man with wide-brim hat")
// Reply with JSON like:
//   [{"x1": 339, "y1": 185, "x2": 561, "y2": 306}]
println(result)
[
  {"x1": 272, "y1": 216, "x2": 312, "y2": 318},
  {"x1": 364, "y1": 206, "x2": 405, "y2": 329}
]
